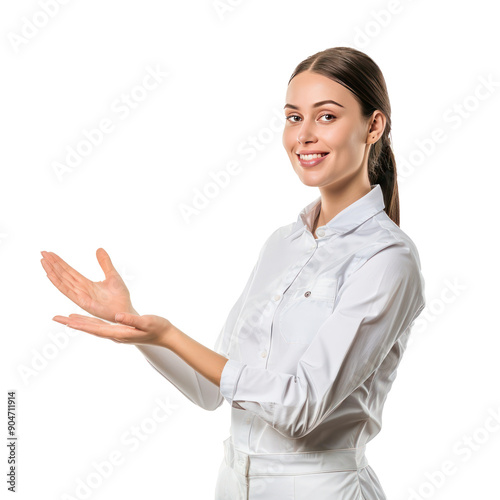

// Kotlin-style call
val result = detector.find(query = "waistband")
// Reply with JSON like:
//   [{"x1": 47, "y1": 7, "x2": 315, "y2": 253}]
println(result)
[{"x1": 223, "y1": 437, "x2": 368, "y2": 477}]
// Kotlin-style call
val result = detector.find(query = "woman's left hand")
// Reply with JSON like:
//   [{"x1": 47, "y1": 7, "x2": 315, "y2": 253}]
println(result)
[{"x1": 52, "y1": 312, "x2": 174, "y2": 347}]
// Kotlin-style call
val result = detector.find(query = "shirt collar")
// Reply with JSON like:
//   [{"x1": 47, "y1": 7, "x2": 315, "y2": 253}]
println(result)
[{"x1": 285, "y1": 184, "x2": 386, "y2": 240}]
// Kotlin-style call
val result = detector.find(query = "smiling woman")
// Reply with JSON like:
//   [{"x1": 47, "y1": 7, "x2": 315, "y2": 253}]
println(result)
[{"x1": 41, "y1": 47, "x2": 425, "y2": 500}]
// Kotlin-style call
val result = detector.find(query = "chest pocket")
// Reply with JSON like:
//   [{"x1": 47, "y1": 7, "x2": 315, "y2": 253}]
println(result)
[{"x1": 277, "y1": 277, "x2": 338, "y2": 345}]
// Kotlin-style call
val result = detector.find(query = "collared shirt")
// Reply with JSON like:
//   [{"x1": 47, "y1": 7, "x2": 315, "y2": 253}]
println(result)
[
  {"x1": 213, "y1": 182, "x2": 425, "y2": 453},
  {"x1": 135, "y1": 184, "x2": 426, "y2": 488}
]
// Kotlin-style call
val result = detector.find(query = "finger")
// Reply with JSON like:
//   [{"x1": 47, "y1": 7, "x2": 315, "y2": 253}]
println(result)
[
  {"x1": 52, "y1": 315, "x2": 70, "y2": 325},
  {"x1": 115, "y1": 312, "x2": 145, "y2": 329},
  {"x1": 42, "y1": 251, "x2": 88, "y2": 285},
  {"x1": 68, "y1": 313, "x2": 111, "y2": 325},
  {"x1": 41, "y1": 252, "x2": 89, "y2": 295},
  {"x1": 67, "y1": 313, "x2": 135, "y2": 330},
  {"x1": 42, "y1": 262, "x2": 92, "y2": 310},
  {"x1": 96, "y1": 248, "x2": 118, "y2": 279},
  {"x1": 52, "y1": 316, "x2": 138, "y2": 340},
  {"x1": 68, "y1": 314, "x2": 134, "y2": 329}
]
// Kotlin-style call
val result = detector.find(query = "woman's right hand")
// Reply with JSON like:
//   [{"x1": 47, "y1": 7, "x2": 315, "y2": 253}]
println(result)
[{"x1": 40, "y1": 247, "x2": 137, "y2": 323}]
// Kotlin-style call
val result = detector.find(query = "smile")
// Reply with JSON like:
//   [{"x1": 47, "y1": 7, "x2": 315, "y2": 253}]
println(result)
[{"x1": 296, "y1": 152, "x2": 329, "y2": 167}]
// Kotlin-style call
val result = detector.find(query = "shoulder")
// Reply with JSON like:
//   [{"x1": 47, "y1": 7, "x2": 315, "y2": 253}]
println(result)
[
  {"x1": 358, "y1": 210, "x2": 422, "y2": 264},
  {"x1": 340, "y1": 217, "x2": 426, "y2": 314},
  {"x1": 343, "y1": 211, "x2": 424, "y2": 294}
]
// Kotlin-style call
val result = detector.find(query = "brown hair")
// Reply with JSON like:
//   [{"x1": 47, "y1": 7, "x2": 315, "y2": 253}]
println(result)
[{"x1": 288, "y1": 47, "x2": 400, "y2": 226}]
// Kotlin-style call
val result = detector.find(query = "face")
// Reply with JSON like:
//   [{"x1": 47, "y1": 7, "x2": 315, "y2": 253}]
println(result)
[{"x1": 282, "y1": 70, "x2": 382, "y2": 189}]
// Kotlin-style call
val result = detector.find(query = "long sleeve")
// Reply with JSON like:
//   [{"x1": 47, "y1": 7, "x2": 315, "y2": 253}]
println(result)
[
  {"x1": 219, "y1": 241, "x2": 426, "y2": 439},
  {"x1": 135, "y1": 343, "x2": 224, "y2": 411},
  {"x1": 135, "y1": 245, "x2": 262, "y2": 411}
]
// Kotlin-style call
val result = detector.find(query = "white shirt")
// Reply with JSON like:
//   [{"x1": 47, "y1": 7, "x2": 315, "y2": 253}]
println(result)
[{"x1": 135, "y1": 183, "x2": 426, "y2": 497}]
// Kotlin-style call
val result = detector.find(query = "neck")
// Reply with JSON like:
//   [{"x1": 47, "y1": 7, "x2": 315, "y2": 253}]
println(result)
[{"x1": 314, "y1": 181, "x2": 372, "y2": 234}]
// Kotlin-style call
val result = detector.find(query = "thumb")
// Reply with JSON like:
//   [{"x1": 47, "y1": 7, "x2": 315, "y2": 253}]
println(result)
[
  {"x1": 96, "y1": 247, "x2": 118, "y2": 279},
  {"x1": 115, "y1": 312, "x2": 141, "y2": 327}
]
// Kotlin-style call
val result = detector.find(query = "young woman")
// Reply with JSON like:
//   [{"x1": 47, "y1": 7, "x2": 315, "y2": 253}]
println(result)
[{"x1": 41, "y1": 47, "x2": 426, "y2": 500}]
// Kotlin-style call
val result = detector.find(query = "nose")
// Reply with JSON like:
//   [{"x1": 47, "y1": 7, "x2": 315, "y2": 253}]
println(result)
[{"x1": 296, "y1": 119, "x2": 317, "y2": 145}]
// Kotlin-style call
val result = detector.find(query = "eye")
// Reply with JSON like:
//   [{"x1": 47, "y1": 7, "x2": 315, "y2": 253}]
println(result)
[
  {"x1": 285, "y1": 113, "x2": 337, "y2": 123},
  {"x1": 319, "y1": 113, "x2": 336, "y2": 122},
  {"x1": 285, "y1": 114, "x2": 301, "y2": 123}
]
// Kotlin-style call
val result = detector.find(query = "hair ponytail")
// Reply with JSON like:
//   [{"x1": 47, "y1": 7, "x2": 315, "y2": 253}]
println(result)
[{"x1": 369, "y1": 133, "x2": 399, "y2": 226}]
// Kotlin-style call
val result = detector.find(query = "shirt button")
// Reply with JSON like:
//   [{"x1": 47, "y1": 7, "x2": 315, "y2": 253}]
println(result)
[
  {"x1": 316, "y1": 228, "x2": 325, "y2": 237},
  {"x1": 273, "y1": 294, "x2": 281, "y2": 301},
  {"x1": 261, "y1": 350, "x2": 267, "y2": 358}
]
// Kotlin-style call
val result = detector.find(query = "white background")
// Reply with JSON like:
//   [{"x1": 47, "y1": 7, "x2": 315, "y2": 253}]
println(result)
[{"x1": 1, "y1": 1, "x2": 499, "y2": 499}]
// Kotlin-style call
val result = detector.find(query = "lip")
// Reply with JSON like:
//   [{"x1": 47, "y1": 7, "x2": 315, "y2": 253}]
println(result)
[
  {"x1": 296, "y1": 152, "x2": 329, "y2": 168},
  {"x1": 296, "y1": 150, "x2": 329, "y2": 155}
]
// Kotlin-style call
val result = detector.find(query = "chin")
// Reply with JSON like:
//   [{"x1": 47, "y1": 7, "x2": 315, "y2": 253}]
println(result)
[{"x1": 297, "y1": 173, "x2": 325, "y2": 188}]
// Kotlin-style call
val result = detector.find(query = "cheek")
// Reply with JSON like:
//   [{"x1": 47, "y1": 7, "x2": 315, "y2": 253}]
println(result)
[
  {"x1": 282, "y1": 129, "x2": 294, "y2": 152},
  {"x1": 326, "y1": 123, "x2": 361, "y2": 155}
]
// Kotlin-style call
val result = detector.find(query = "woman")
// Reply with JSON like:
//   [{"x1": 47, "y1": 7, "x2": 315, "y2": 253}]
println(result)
[{"x1": 41, "y1": 47, "x2": 426, "y2": 499}]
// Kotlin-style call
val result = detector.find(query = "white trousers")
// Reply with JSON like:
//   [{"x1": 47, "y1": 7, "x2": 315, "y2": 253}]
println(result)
[{"x1": 214, "y1": 437, "x2": 387, "y2": 500}]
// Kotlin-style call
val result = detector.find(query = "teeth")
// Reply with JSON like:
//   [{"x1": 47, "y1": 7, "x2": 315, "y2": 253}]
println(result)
[{"x1": 299, "y1": 153, "x2": 327, "y2": 160}]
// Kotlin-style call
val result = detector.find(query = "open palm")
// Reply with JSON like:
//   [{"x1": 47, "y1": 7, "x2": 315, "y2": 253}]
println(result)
[{"x1": 40, "y1": 247, "x2": 136, "y2": 323}]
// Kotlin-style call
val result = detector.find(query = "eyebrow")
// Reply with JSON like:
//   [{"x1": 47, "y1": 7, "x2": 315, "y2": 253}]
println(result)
[{"x1": 283, "y1": 99, "x2": 345, "y2": 110}]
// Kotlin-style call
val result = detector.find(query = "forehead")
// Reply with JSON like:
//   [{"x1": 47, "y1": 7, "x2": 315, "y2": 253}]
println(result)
[{"x1": 285, "y1": 71, "x2": 357, "y2": 109}]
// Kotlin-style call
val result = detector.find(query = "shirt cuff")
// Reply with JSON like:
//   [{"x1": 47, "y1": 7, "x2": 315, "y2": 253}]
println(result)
[{"x1": 220, "y1": 358, "x2": 246, "y2": 406}]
